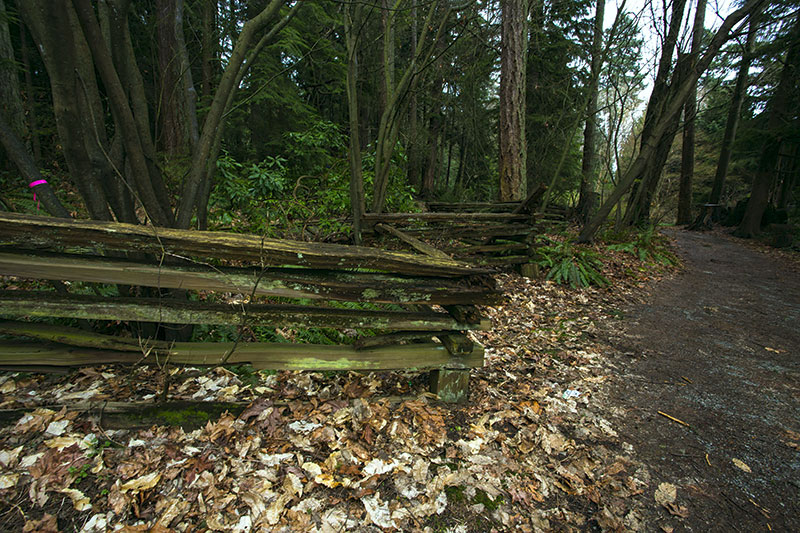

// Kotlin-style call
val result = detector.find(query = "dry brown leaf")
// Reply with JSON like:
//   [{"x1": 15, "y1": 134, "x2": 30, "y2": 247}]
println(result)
[
  {"x1": 732, "y1": 458, "x2": 752, "y2": 473},
  {"x1": 23, "y1": 514, "x2": 58, "y2": 532},
  {"x1": 120, "y1": 471, "x2": 162, "y2": 493}
]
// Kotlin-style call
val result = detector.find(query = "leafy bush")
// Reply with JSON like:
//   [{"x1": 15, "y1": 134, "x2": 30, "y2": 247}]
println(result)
[
  {"x1": 533, "y1": 236, "x2": 609, "y2": 288},
  {"x1": 605, "y1": 225, "x2": 677, "y2": 266}
]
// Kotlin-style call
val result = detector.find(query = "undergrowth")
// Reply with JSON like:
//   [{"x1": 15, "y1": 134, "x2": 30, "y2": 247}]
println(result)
[{"x1": 533, "y1": 236, "x2": 609, "y2": 289}]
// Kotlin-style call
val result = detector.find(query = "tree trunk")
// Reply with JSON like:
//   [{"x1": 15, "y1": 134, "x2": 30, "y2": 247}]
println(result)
[
  {"x1": 707, "y1": 11, "x2": 759, "y2": 207},
  {"x1": 19, "y1": 1, "x2": 116, "y2": 222},
  {"x1": 406, "y1": 4, "x2": 422, "y2": 190},
  {"x1": 344, "y1": 4, "x2": 365, "y2": 245},
  {"x1": 175, "y1": 0, "x2": 288, "y2": 228},
  {"x1": 578, "y1": 0, "x2": 767, "y2": 242},
  {"x1": 0, "y1": 0, "x2": 28, "y2": 154},
  {"x1": 371, "y1": 1, "x2": 452, "y2": 213},
  {"x1": 624, "y1": 0, "x2": 688, "y2": 225},
  {"x1": 498, "y1": 0, "x2": 528, "y2": 202},
  {"x1": 72, "y1": 0, "x2": 174, "y2": 227},
  {"x1": 156, "y1": 0, "x2": 199, "y2": 155},
  {"x1": 0, "y1": 115, "x2": 70, "y2": 218},
  {"x1": 676, "y1": 0, "x2": 707, "y2": 225},
  {"x1": 18, "y1": 25, "x2": 41, "y2": 164},
  {"x1": 577, "y1": 0, "x2": 605, "y2": 223},
  {"x1": 423, "y1": 74, "x2": 445, "y2": 198},
  {"x1": 736, "y1": 13, "x2": 800, "y2": 238}
]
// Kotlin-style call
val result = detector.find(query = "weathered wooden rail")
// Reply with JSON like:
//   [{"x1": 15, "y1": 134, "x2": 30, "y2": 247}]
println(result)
[
  {"x1": 0, "y1": 213, "x2": 500, "y2": 402},
  {"x1": 362, "y1": 189, "x2": 568, "y2": 273}
]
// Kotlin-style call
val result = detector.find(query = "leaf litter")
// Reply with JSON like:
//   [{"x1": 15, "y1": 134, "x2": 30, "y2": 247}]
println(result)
[{"x1": 0, "y1": 246, "x2": 680, "y2": 531}]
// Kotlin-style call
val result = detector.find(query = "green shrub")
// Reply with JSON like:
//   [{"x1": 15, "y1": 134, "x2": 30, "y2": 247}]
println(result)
[
  {"x1": 533, "y1": 236, "x2": 609, "y2": 288},
  {"x1": 605, "y1": 225, "x2": 677, "y2": 266}
]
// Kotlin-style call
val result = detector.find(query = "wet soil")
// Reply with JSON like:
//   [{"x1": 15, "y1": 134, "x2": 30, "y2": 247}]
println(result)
[{"x1": 607, "y1": 229, "x2": 800, "y2": 532}]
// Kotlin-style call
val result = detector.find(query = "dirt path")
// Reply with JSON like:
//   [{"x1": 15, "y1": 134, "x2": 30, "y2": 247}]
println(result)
[{"x1": 606, "y1": 229, "x2": 800, "y2": 532}]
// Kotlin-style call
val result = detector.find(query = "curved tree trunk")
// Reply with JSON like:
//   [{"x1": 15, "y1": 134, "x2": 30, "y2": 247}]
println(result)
[
  {"x1": 579, "y1": 0, "x2": 767, "y2": 242},
  {"x1": 736, "y1": 13, "x2": 800, "y2": 238},
  {"x1": 19, "y1": 1, "x2": 117, "y2": 222},
  {"x1": 676, "y1": 0, "x2": 707, "y2": 225},
  {"x1": 706, "y1": 10, "x2": 759, "y2": 209}
]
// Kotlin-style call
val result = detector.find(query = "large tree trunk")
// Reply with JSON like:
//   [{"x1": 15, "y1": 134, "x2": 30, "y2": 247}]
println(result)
[
  {"x1": 0, "y1": 115, "x2": 70, "y2": 218},
  {"x1": 344, "y1": 4, "x2": 365, "y2": 245},
  {"x1": 578, "y1": 0, "x2": 767, "y2": 242},
  {"x1": 676, "y1": 0, "x2": 707, "y2": 225},
  {"x1": 706, "y1": 12, "x2": 759, "y2": 207},
  {"x1": 576, "y1": 0, "x2": 606, "y2": 223},
  {"x1": 624, "y1": 0, "x2": 688, "y2": 225},
  {"x1": 18, "y1": 25, "x2": 42, "y2": 164},
  {"x1": 498, "y1": 0, "x2": 528, "y2": 202},
  {"x1": 156, "y1": 0, "x2": 199, "y2": 155},
  {"x1": 736, "y1": 13, "x2": 800, "y2": 238},
  {"x1": 0, "y1": 0, "x2": 28, "y2": 154},
  {"x1": 19, "y1": 1, "x2": 119, "y2": 222},
  {"x1": 422, "y1": 74, "x2": 445, "y2": 198}
]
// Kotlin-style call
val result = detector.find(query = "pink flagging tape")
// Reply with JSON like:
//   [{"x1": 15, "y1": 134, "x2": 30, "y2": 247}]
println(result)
[{"x1": 28, "y1": 179, "x2": 48, "y2": 210}]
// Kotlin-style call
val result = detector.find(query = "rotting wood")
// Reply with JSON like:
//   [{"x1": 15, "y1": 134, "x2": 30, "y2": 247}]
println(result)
[
  {"x1": 0, "y1": 320, "x2": 151, "y2": 352},
  {"x1": 443, "y1": 242, "x2": 527, "y2": 254},
  {"x1": 363, "y1": 212, "x2": 529, "y2": 224},
  {"x1": 443, "y1": 304, "x2": 484, "y2": 325},
  {"x1": 0, "y1": 251, "x2": 501, "y2": 305},
  {"x1": 374, "y1": 224, "x2": 451, "y2": 260},
  {"x1": 512, "y1": 183, "x2": 548, "y2": 214},
  {"x1": 427, "y1": 201, "x2": 521, "y2": 212},
  {"x1": 402, "y1": 224, "x2": 532, "y2": 239},
  {"x1": 353, "y1": 330, "x2": 443, "y2": 350},
  {"x1": 0, "y1": 212, "x2": 484, "y2": 277},
  {"x1": 0, "y1": 400, "x2": 250, "y2": 429},
  {"x1": 429, "y1": 369, "x2": 470, "y2": 403},
  {"x1": 0, "y1": 291, "x2": 488, "y2": 331},
  {"x1": 459, "y1": 255, "x2": 530, "y2": 266},
  {"x1": 0, "y1": 341, "x2": 484, "y2": 370},
  {"x1": 435, "y1": 333, "x2": 474, "y2": 356}
]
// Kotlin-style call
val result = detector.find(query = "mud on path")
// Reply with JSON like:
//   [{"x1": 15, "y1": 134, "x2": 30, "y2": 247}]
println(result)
[{"x1": 605, "y1": 229, "x2": 800, "y2": 532}]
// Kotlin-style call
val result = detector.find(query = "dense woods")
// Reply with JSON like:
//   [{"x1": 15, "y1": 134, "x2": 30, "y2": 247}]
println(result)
[{"x1": 0, "y1": 0, "x2": 798, "y2": 242}]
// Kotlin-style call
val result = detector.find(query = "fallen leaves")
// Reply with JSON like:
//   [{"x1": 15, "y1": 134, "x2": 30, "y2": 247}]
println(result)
[
  {"x1": 119, "y1": 471, "x2": 161, "y2": 493},
  {"x1": 732, "y1": 458, "x2": 752, "y2": 473},
  {"x1": 0, "y1": 266, "x2": 673, "y2": 531}
]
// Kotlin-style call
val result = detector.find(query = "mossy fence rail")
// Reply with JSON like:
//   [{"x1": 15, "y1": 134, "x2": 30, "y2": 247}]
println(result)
[
  {"x1": 0, "y1": 212, "x2": 502, "y2": 402},
  {"x1": 363, "y1": 192, "x2": 567, "y2": 273}
]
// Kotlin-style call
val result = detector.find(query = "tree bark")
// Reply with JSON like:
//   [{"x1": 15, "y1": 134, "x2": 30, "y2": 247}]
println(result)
[
  {"x1": 19, "y1": 1, "x2": 116, "y2": 222},
  {"x1": 0, "y1": 115, "x2": 71, "y2": 218},
  {"x1": 706, "y1": 11, "x2": 759, "y2": 207},
  {"x1": 676, "y1": 0, "x2": 707, "y2": 225},
  {"x1": 577, "y1": 0, "x2": 606, "y2": 222},
  {"x1": 422, "y1": 73, "x2": 445, "y2": 198},
  {"x1": 499, "y1": 0, "x2": 528, "y2": 202},
  {"x1": 18, "y1": 25, "x2": 41, "y2": 164},
  {"x1": 175, "y1": 0, "x2": 286, "y2": 228},
  {"x1": 578, "y1": 0, "x2": 767, "y2": 242},
  {"x1": 624, "y1": 0, "x2": 688, "y2": 225},
  {"x1": 0, "y1": 0, "x2": 28, "y2": 152},
  {"x1": 344, "y1": 4, "x2": 365, "y2": 245},
  {"x1": 736, "y1": 13, "x2": 800, "y2": 238},
  {"x1": 72, "y1": 0, "x2": 174, "y2": 227},
  {"x1": 201, "y1": 0, "x2": 218, "y2": 99}
]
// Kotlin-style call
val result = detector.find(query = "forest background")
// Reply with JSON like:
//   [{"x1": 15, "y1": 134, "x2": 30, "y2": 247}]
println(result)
[{"x1": 0, "y1": 0, "x2": 797, "y2": 247}]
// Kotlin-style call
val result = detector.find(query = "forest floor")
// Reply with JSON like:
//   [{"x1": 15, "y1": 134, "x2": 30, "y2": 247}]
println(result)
[{"x1": 0, "y1": 228, "x2": 798, "y2": 532}]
